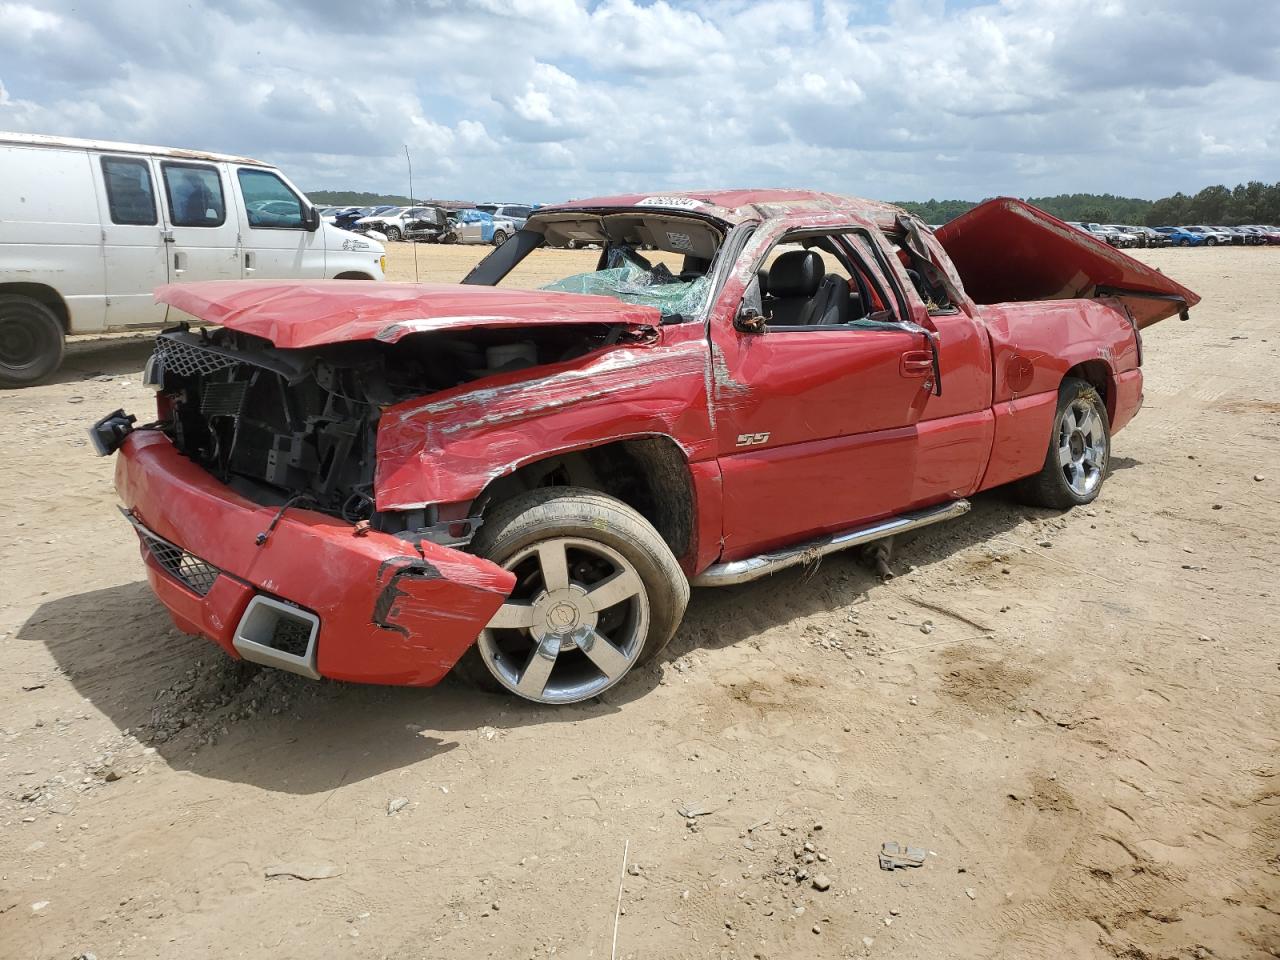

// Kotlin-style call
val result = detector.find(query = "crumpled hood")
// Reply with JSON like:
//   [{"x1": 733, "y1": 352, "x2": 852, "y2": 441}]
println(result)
[
  {"x1": 936, "y1": 198, "x2": 1201, "y2": 327},
  {"x1": 156, "y1": 280, "x2": 661, "y2": 349}
]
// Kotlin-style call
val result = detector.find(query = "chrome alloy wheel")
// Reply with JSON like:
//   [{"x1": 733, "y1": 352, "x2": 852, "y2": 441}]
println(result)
[
  {"x1": 478, "y1": 537, "x2": 650, "y2": 704},
  {"x1": 1058, "y1": 398, "x2": 1107, "y2": 497}
]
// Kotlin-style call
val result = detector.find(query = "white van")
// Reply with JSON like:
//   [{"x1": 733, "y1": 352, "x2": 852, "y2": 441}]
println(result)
[{"x1": 0, "y1": 133, "x2": 387, "y2": 386}]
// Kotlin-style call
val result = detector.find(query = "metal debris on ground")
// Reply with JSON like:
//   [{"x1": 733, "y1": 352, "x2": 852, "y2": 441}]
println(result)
[
  {"x1": 264, "y1": 861, "x2": 344, "y2": 881},
  {"x1": 677, "y1": 802, "x2": 714, "y2": 818},
  {"x1": 878, "y1": 841, "x2": 927, "y2": 871}
]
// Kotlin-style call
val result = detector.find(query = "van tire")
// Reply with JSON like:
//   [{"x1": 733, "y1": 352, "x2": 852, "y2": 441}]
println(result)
[{"x1": 0, "y1": 295, "x2": 64, "y2": 388}]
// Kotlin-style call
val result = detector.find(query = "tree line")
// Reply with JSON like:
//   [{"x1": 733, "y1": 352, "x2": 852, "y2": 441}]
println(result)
[
  {"x1": 307, "y1": 190, "x2": 416, "y2": 206},
  {"x1": 896, "y1": 181, "x2": 1280, "y2": 226}
]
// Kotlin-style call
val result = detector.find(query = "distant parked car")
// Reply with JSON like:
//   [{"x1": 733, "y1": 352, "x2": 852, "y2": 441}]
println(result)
[
  {"x1": 1104, "y1": 224, "x2": 1156, "y2": 248},
  {"x1": 403, "y1": 206, "x2": 452, "y2": 242},
  {"x1": 1153, "y1": 226, "x2": 1204, "y2": 246},
  {"x1": 475, "y1": 203, "x2": 536, "y2": 228},
  {"x1": 1242, "y1": 225, "x2": 1280, "y2": 245},
  {"x1": 1183, "y1": 225, "x2": 1233, "y2": 246},
  {"x1": 442, "y1": 208, "x2": 519, "y2": 246},
  {"x1": 355, "y1": 206, "x2": 443, "y2": 242},
  {"x1": 1069, "y1": 222, "x2": 1130, "y2": 247},
  {"x1": 332, "y1": 206, "x2": 375, "y2": 230},
  {"x1": 1222, "y1": 226, "x2": 1265, "y2": 246},
  {"x1": 1130, "y1": 226, "x2": 1169, "y2": 247}
]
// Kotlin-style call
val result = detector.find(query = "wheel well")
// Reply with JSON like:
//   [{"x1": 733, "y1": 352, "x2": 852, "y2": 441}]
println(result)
[
  {"x1": 0, "y1": 283, "x2": 69, "y2": 331},
  {"x1": 479, "y1": 437, "x2": 695, "y2": 561},
  {"x1": 1064, "y1": 360, "x2": 1115, "y2": 422},
  {"x1": 333, "y1": 272, "x2": 375, "y2": 280}
]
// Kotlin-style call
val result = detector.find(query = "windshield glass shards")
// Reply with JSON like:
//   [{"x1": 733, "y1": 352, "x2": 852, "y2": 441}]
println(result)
[{"x1": 540, "y1": 246, "x2": 709, "y2": 321}]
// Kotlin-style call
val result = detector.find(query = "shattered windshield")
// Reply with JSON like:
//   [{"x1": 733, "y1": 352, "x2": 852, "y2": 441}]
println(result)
[{"x1": 540, "y1": 246, "x2": 710, "y2": 321}]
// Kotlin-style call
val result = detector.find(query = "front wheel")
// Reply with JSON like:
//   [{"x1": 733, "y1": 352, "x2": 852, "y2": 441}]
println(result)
[
  {"x1": 460, "y1": 487, "x2": 689, "y2": 704},
  {"x1": 1205, "y1": 237, "x2": 1217, "y2": 246},
  {"x1": 1014, "y1": 377, "x2": 1110, "y2": 509},
  {"x1": 0, "y1": 295, "x2": 64, "y2": 388}
]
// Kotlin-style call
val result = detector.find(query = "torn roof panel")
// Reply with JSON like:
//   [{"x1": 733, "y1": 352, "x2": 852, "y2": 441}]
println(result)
[
  {"x1": 156, "y1": 280, "x2": 661, "y2": 349},
  {"x1": 543, "y1": 189, "x2": 908, "y2": 230},
  {"x1": 936, "y1": 198, "x2": 1201, "y2": 327}
]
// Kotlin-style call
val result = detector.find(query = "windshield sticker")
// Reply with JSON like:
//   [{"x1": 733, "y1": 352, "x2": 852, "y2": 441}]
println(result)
[
  {"x1": 666, "y1": 231, "x2": 695, "y2": 251},
  {"x1": 636, "y1": 196, "x2": 706, "y2": 209}
]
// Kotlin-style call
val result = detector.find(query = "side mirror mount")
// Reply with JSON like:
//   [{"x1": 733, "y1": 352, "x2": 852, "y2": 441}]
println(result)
[
  {"x1": 302, "y1": 205, "x2": 320, "y2": 232},
  {"x1": 734, "y1": 275, "x2": 767, "y2": 333}
]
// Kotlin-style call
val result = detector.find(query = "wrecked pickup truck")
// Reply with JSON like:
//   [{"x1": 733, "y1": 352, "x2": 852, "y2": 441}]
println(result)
[{"x1": 91, "y1": 191, "x2": 1199, "y2": 705}]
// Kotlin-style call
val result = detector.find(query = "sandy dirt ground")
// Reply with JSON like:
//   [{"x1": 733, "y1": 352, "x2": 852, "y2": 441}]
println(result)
[{"x1": 2, "y1": 244, "x2": 1277, "y2": 960}]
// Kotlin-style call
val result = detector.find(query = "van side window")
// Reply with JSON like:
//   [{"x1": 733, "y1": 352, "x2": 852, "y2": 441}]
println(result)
[
  {"x1": 100, "y1": 157, "x2": 157, "y2": 226},
  {"x1": 236, "y1": 169, "x2": 304, "y2": 229},
  {"x1": 161, "y1": 162, "x2": 226, "y2": 227}
]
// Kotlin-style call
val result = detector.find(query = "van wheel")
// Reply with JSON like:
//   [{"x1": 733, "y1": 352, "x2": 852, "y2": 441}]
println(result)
[
  {"x1": 458, "y1": 487, "x2": 689, "y2": 704},
  {"x1": 1014, "y1": 377, "x2": 1110, "y2": 509},
  {"x1": 0, "y1": 295, "x2": 64, "y2": 388}
]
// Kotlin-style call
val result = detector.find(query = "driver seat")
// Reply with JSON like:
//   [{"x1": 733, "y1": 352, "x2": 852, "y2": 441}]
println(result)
[{"x1": 765, "y1": 250, "x2": 852, "y2": 326}]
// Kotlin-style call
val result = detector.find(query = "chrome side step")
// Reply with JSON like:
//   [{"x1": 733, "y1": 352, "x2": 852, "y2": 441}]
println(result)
[{"x1": 692, "y1": 499, "x2": 971, "y2": 587}]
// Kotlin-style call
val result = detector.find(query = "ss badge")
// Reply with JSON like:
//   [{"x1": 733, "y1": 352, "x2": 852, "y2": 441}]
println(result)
[{"x1": 736, "y1": 432, "x2": 771, "y2": 447}]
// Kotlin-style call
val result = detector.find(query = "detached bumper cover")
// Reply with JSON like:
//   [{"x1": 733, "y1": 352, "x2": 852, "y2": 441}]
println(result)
[{"x1": 114, "y1": 431, "x2": 515, "y2": 686}]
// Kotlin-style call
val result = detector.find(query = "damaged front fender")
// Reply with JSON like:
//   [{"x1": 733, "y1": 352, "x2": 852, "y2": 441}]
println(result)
[{"x1": 374, "y1": 325, "x2": 716, "y2": 510}]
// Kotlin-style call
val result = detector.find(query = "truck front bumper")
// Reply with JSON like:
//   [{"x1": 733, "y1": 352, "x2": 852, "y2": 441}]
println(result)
[{"x1": 113, "y1": 431, "x2": 515, "y2": 686}]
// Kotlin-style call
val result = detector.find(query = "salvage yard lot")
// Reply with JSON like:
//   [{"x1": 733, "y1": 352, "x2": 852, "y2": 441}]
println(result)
[{"x1": 1, "y1": 247, "x2": 1277, "y2": 959}]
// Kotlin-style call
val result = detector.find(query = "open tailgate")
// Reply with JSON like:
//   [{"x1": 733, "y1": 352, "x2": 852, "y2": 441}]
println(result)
[{"x1": 935, "y1": 198, "x2": 1201, "y2": 327}]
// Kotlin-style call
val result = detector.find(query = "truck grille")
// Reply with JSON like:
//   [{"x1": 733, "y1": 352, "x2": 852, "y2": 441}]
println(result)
[
  {"x1": 155, "y1": 336, "x2": 241, "y2": 378},
  {"x1": 122, "y1": 510, "x2": 221, "y2": 596}
]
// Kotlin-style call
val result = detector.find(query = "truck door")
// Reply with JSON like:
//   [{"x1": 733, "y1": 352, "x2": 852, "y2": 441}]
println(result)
[
  {"x1": 709, "y1": 224, "x2": 936, "y2": 560},
  {"x1": 156, "y1": 160, "x2": 241, "y2": 286},
  {"x1": 96, "y1": 154, "x2": 170, "y2": 328},
  {"x1": 232, "y1": 166, "x2": 326, "y2": 279},
  {"x1": 876, "y1": 223, "x2": 995, "y2": 506}
]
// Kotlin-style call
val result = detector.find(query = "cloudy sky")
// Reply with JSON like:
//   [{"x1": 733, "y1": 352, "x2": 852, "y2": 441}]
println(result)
[{"x1": 1, "y1": 0, "x2": 1276, "y2": 203}]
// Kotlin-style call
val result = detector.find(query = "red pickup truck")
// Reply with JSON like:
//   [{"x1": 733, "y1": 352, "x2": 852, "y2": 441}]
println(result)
[{"x1": 92, "y1": 191, "x2": 1199, "y2": 705}]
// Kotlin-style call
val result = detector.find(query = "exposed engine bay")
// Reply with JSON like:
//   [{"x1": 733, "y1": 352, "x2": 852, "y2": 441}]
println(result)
[{"x1": 151, "y1": 322, "x2": 624, "y2": 533}]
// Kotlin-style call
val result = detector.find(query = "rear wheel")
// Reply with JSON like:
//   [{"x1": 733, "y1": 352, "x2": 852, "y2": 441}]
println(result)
[
  {"x1": 384, "y1": 226, "x2": 402, "y2": 241},
  {"x1": 459, "y1": 487, "x2": 688, "y2": 704},
  {"x1": 1014, "y1": 377, "x2": 1110, "y2": 509},
  {"x1": 0, "y1": 295, "x2": 64, "y2": 388},
  {"x1": 492, "y1": 230, "x2": 509, "y2": 247}
]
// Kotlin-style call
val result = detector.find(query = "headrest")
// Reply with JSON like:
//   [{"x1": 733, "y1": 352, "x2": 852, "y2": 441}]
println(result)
[{"x1": 768, "y1": 250, "x2": 824, "y2": 297}]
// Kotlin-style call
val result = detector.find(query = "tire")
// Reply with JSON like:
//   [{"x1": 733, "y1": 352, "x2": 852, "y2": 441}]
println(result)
[
  {"x1": 384, "y1": 226, "x2": 402, "y2": 241},
  {"x1": 0, "y1": 295, "x2": 64, "y2": 388},
  {"x1": 457, "y1": 486, "x2": 689, "y2": 704},
  {"x1": 1014, "y1": 377, "x2": 1110, "y2": 510},
  {"x1": 1206, "y1": 237, "x2": 1217, "y2": 246},
  {"x1": 492, "y1": 230, "x2": 509, "y2": 247}
]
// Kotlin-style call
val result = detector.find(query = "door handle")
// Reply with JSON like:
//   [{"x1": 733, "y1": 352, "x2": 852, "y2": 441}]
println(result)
[
  {"x1": 900, "y1": 350, "x2": 934, "y2": 377},
  {"x1": 173, "y1": 251, "x2": 185, "y2": 277},
  {"x1": 244, "y1": 251, "x2": 256, "y2": 275}
]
